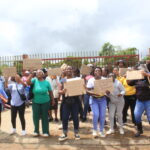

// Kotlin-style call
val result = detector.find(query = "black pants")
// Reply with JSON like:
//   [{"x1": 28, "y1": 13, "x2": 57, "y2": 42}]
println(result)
[
  {"x1": 62, "y1": 102, "x2": 79, "y2": 134},
  {"x1": 11, "y1": 103, "x2": 25, "y2": 130},
  {"x1": 123, "y1": 95, "x2": 136, "y2": 124}
]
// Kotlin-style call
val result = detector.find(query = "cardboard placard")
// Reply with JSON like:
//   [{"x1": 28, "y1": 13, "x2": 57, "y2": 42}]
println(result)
[
  {"x1": 93, "y1": 78, "x2": 114, "y2": 95},
  {"x1": 119, "y1": 68, "x2": 129, "y2": 76},
  {"x1": 64, "y1": 78, "x2": 86, "y2": 97},
  {"x1": 23, "y1": 59, "x2": 42, "y2": 70},
  {"x1": 48, "y1": 68, "x2": 62, "y2": 76},
  {"x1": 2, "y1": 67, "x2": 17, "y2": 78},
  {"x1": 60, "y1": 63, "x2": 68, "y2": 70},
  {"x1": 80, "y1": 64, "x2": 92, "y2": 75},
  {"x1": 126, "y1": 70, "x2": 144, "y2": 80}
]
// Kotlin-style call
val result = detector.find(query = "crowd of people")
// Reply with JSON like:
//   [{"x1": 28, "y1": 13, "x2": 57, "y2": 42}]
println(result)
[{"x1": 0, "y1": 60, "x2": 150, "y2": 141}]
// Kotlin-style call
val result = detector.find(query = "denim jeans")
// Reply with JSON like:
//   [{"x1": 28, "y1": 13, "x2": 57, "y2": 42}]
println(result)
[
  {"x1": 90, "y1": 97, "x2": 107, "y2": 132},
  {"x1": 62, "y1": 102, "x2": 79, "y2": 134},
  {"x1": 134, "y1": 99, "x2": 150, "y2": 124},
  {"x1": 83, "y1": 94, "x2": 90, "y2": 119}
]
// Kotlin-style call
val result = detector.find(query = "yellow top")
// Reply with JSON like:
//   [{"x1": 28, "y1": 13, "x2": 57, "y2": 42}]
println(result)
[
  {"x1": 116, "y1": 76, "x2": 124, "y2": 83},
  {"x1": 121, "y1": 77, "x2": 136, "y2": 96}
]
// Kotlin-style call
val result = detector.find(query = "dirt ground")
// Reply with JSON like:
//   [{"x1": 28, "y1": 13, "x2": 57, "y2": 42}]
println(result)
[{"x1": 0, "y1": 104, "x2": 150, "y2": 150}]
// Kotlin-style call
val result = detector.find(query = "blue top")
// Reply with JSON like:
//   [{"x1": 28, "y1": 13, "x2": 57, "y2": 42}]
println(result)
[
  {"x1": 0, "y1": 76, "x2": 5, "y2": 90},
  {"x1": 0, "y1": 87, "x2": 8, "y2": 104},
  {"x1": 8, "y1": 83, "x2": 25, "y2": 106}
]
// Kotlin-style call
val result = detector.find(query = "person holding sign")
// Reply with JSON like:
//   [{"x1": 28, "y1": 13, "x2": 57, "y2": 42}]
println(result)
[
  {"x1": 58, "y1": 66, "x2": 80, "y2": 141},
  {"x1": 86, "y1": 67, "x2": 107, "y2": 138},
  {"x1": 0, "y1": 86, "x2": 8, "y2": 126},
  {"x1": 27, "y1": 69, "x2": 54, "y2": 137},
  {"x1": 127, "y1": 70, "x2": 150, "y2": 137},
  {"x1": 8, "y1": 74, "x2": 27, "y2": 136},
  {"x1": 106, "y1": 74, "x2": 125, "y2": 135}
]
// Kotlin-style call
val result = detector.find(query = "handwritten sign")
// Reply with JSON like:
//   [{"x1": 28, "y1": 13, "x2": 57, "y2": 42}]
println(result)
[
  {"x1": 48, "y1": 68, "x2": 62, "y2": 76},
  {"x1": 64, "y1": 78, "x2": 86, "y2": 97},
  {"x1": 80, "y1": 64, "x2": 92, "y2": 75},
  {"x1": 23, "y1": 59, "x2": 42, "y2": 70},
  {"x1": 119, "y1": 68, "x2": 129, "y2": 76},
  {"x1": 60, "y1": 63, "x2": 68, "y2": 70},
  {"x1": 2, "y1": 67, "x2": 17, "y2": 78},
  {"x1": 93, "y1": 78, "x2": 114, "y2": 95},
  {"x1": 126, "y1": 70, "x2": 144, "y2": 80}
]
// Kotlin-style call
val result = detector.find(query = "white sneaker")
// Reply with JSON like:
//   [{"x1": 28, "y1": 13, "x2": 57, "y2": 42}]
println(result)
[
  {"x1": 21, "y1": 130, "x2": 26, "y2": 136},
  {"x1": 58, "y1": 134, "x2": 68, "y2": 141},
  {"x1": 10, "y1": 128, "x2": 16, "y2": 135},
  {"x1": 33, "y1": 132, "x2": 39, "y2": 137},
  {"x1": 119, "y1": 128, "x2": 124, "y2": 135},
  {"x1": 92, "y1": 130, "x2": 98, "y2": 138},
  {"x1": 99, "y1": 131, "x2": 106, "y2": 137},
  {"x1": 42, "y1": 133, "x2": 49, "y2": 137},
  {"x1": 106, "y1": 129, "x2": 115, "y2": 135}
]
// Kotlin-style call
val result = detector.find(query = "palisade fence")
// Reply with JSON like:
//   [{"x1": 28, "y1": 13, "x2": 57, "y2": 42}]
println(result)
[{"x1": 0, "y1": 50, "x2": 139, "y2": 73}]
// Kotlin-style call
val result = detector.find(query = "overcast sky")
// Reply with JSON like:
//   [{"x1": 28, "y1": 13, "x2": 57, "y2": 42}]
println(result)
[{"x1": 0, "y1": 0, "x2": 150, "y2": 57}]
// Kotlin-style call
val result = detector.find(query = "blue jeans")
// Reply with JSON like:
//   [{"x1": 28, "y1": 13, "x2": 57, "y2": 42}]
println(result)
[
  {"x1": 62, "y1": 102, "x2": 79, "y2": 134},
  {"x1": 83, "y1": 94, "x2": 90, "y2": 119},
  {"x1": 134, "y1": 99, "x2": 150, "y2": 124},
  {"x1": 90, "y1": 97, "x2": 107, "y2": 132}
]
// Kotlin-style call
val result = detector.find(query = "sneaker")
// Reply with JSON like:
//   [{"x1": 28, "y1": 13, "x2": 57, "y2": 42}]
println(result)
[
  {"x1": 82, "y1": 117, "x2": 87, "y2": 122},
  {"x1": 99, "y1": 131, "x2": 106, "y2": 137},
  {"x1": 92, "y1": 130, "x2": 98, "y2": 138},
  {"x1": 106, "y1": 129, "x2": 114, "y2": 135},
  {"x1": 10, "y1": 128, "x2": 16, "y2": 135},
  {"x1": 119, "y1": 128, "x2": 124, "y2": 135},
  {"x1": 33, "y1": 132, "x2": 39, "y2": 137},
  {"x1": 48, "y1": 117, "x2": 53, "y2": 122},
  {"x1": 21, "y1": 130, "x2": 26, "y2": 136},
  {"x1": 42, "y1": 133, "x2": 49, "y2": 137},
  {"x1": 55, "y1": 118, "x2": 59, "y2": 122},
  {"x1": 58, "y1": 134, "x2": 68, "y2": 141},
  {"x1": 75, "y1": 134, "x2": 80, "y2": 140}
]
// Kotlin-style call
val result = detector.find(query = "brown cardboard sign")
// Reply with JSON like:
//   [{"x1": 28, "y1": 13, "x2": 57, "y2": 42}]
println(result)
[
  {"x1": 119, "y1": 68, "x2": 128, "y2": 76},
  {"x1": 48, "y1": 68, "x2": 62, "y2": 76},
  {"x1": 23, "y1": 59, "x2": 42, "y2": 70},
  {"x1": 2, "y1": 67, "x2": 17, "y2": 77},
  {"x1": 80, "y1": 64, "x2": 92, "y2": 75},
  {"x1": 64, "y1": 78, "x2": 86, "y2": 97},
  {"x1": 93, "y1": 78, "x2": 114, "y2": 95},
  {"x1": 126, "y1": 70, "x2": 144, "y2": 80}
]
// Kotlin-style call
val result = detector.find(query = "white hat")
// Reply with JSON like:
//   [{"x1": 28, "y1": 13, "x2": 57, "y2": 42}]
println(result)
[{"x1": 87, "y1": 64, "x2": 93, "y2": 67}]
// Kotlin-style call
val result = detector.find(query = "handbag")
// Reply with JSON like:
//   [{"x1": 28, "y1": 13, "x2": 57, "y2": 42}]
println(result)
[{"x1": 16, "y1": 84, "x2": 26, "y2": 101}]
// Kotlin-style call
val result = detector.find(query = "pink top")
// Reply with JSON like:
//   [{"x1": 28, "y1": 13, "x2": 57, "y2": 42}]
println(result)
[{"x1": 85, "y1": 75, "x2": 94, "y2": 81}]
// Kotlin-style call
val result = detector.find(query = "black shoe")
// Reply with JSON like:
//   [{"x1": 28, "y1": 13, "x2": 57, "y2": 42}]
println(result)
[
  {"x1": 135, "y1": 130, "x2": 143, "y2": 137},
  {"x1": 55, "y1": 118, "x2": 59, "y2": 122},
  {"x1": 135, "y1": 122, "x2": 143, "y2": 137},
  {"x1": 82, "y1": 118, "x2": 87, "y2": 122},
  {"x1": 69, "y1": 117, "x2": 73, "y2": 121},
  {"x1": 48, "y1": 117, "x2": 53, "y2": 122}
]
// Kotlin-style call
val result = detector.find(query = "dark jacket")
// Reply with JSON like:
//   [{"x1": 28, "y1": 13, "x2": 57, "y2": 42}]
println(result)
[{"x1": 127, "y1": 78, "x2": 150, "y2": 101}]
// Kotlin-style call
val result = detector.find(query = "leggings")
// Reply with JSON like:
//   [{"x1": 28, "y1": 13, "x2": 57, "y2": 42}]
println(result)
[{"x1": 11, "y1": 103, "x2": 25, "y2": 130}]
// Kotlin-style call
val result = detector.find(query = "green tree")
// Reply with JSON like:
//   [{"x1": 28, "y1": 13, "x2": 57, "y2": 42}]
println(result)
[
  {"x1": 99, "y1": 42, "x2": 138, "y2": 67},
  {"x1": 142, "y1": 56, "x2": 150, "y2": 61},
  {"x1": 63, "y1": 56, "x2": 82, "y2": 68},
  {"x1": 99, "y1": 42, "x2": 115, "y2": 56}
]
